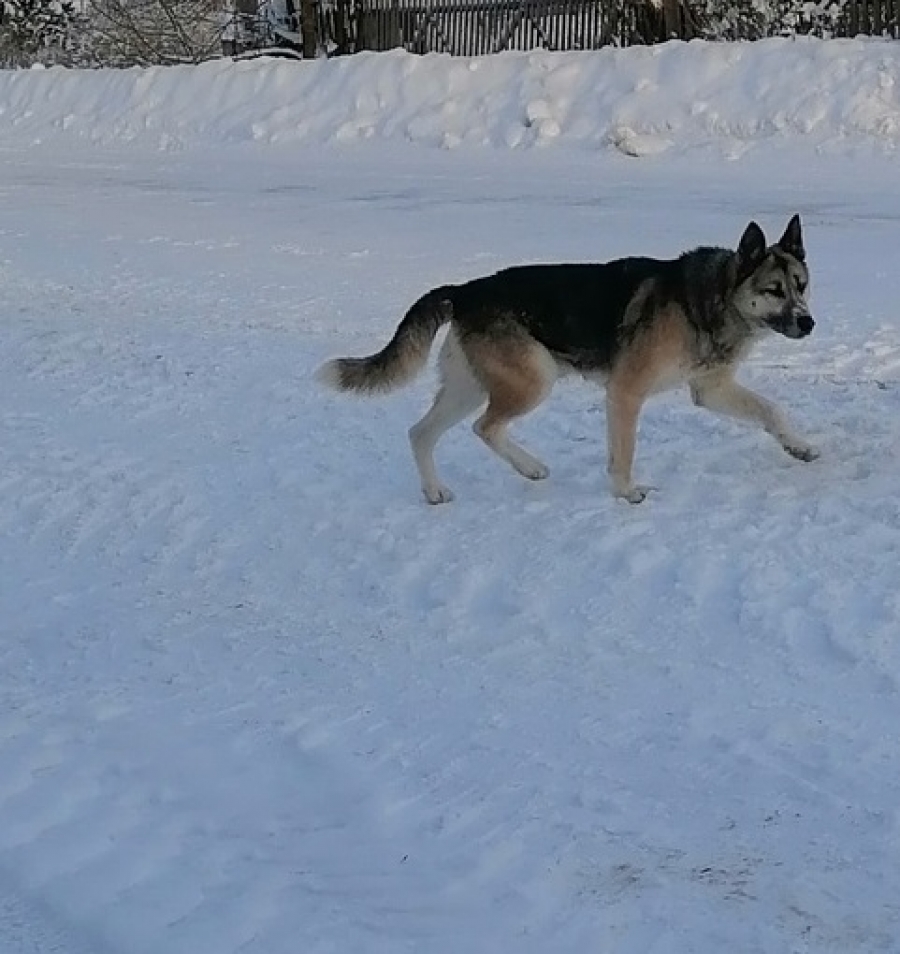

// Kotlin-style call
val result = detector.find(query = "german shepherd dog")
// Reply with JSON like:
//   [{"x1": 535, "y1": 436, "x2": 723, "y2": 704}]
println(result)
[{"x1": 318, "y1": 215, "x2": 816, "y2": 504}]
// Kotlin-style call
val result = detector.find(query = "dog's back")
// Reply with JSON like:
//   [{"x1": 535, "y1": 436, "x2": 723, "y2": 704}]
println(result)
[{"x1": 447, "y1": 258, "x2": 680, "y2": 370}]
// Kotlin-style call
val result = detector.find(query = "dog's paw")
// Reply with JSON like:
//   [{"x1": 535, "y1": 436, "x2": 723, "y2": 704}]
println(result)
[
  {"x1": 520, "y1": 460, "x2": 550, "y2": 481},
  {"x1": 423, "y1": 483, "x2": 455, "y2": 505},
  {"x1": 509, "y1": 450, "x2": 549, "y2": 481},
  {"x1": 614, "y1": 484, "x2": 653, "y2": 505},
  {"x1": 784, "y1": 441, "x2": 819, "y2": 463}
]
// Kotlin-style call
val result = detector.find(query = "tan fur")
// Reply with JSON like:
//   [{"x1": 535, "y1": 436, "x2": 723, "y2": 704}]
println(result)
[
  {"x1": 604, "y1": 303, "x2": 691, "y2": 501},
  {"x1": 445, "y1": 306, "x2": 695, "y2": 503},
  {"x1": 690, "y1": 369, "x2": 816, "y2": 461},
  {"x1": 464, "y1": 336, "x2": 557, "y2": 482}
]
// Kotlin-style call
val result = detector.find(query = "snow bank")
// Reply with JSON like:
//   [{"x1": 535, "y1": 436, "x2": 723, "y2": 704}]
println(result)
[{"x1": 1, "y1": 37, "x2": 898, "y2": 156}]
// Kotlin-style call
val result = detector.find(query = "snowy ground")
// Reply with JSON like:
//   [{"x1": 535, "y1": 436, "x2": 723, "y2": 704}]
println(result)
[{"x1": 3, "y1": 49, "x2": 900, "y2": 954}]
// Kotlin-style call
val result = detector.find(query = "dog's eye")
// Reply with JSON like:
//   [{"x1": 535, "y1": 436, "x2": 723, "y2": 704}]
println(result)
[{"x1": 765, "y1": 286, "x2": 786, "y2": 298}]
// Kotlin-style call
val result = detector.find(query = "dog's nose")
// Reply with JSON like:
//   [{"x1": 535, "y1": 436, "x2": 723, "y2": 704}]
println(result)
[{"x1": 798, "y1": 314, "x2": 814, "y2": 336}]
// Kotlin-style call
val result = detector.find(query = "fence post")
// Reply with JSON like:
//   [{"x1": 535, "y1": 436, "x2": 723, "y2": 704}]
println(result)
[
  {"x1": 300, "y1": 0, "x2": 319, "y2": 56},
  {"x1": 662, "y1": 0, "x2": 681, "y2": 37}
]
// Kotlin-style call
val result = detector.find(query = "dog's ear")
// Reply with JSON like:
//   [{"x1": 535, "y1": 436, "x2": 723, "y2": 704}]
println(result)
[
  {"x1": 735, "y1": 221, "x2": 766, "y2": 284},
  {"x1": 777, "y1": 213, "x2": 805, "y2": 262}
]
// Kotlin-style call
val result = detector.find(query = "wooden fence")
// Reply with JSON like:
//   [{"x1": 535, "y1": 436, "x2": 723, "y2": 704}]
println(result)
[
  {"x1": 352, "y1": 0, "x2": 668, "y2": 54},
  {"x1": 262, "y1": 0, "x2": 899, "y2": 57},
  {"x1": 846, "y1": 0, "x2": 900, "y2": 34}
]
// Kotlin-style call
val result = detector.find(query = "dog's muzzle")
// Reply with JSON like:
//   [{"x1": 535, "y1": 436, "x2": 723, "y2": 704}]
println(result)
[{"x1": 771, "y1": 312, "x2": 815, "y2": 339}]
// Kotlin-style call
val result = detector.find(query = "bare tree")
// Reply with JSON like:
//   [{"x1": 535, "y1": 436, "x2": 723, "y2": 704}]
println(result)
[{"x1": 85, "y1": 0, "x2": 227, "y2": 65}]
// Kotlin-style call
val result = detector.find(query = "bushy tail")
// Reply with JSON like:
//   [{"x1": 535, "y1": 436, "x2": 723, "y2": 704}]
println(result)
[{"x1": 316, "y1": 289, "x2": 453, "y2": 395}]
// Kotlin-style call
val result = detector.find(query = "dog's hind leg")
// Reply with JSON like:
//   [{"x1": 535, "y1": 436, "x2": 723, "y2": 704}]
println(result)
[
  {"x1": 467, "y1": 336, "x2": 556, "y2": 482},
  {"x1": 409, "y1": 333, "x2": 486, "y2": 504},
  {"x1": 690, "y1": 371, "x2": 819, "y2": 462}
]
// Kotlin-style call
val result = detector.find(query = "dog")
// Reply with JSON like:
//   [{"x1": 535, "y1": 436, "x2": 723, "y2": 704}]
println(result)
[{"x1": 317, "y1": 215, "x2": 817, "y2": 504}]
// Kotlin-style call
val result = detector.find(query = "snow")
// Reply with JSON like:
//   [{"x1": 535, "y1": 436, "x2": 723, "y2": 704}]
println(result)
[
  {"x1": 1, "y1": 37, "x2": 899, "y2": 156},
  {"x1": 2, "y1": 40, "x2": 900, "y2": 954}
]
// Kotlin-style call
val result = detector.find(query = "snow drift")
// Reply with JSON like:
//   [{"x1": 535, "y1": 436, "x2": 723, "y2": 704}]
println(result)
[{"x1": 0, "y1": 37, "x2": 898, "y2": 157}]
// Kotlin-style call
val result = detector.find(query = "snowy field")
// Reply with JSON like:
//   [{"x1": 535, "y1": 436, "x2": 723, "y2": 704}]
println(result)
[{"x1": 3, "y1": 41, "x2": 900, "y2": 954}]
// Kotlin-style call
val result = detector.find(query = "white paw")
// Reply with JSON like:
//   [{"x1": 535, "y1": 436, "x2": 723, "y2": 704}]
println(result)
[
  {"x1": 518, "y1": 460, "x2": 549, "y2": 481},
  {"x1": 614, "y1": 483, "x2": 653, "y2": 504},
  {"x1": 784, "y1": 441, "x2": 819, "y2": 463},
  {"x1": 423, "y1": 483, "x2": 455, "y2": 505}
]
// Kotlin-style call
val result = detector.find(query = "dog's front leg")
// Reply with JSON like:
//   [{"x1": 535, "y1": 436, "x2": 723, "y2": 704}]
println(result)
[
  {"x1": 606, "y1": 384, "x2": 652, "y2": 503},
  {"x1": 690, "y1": 373, "x2": 818, "y2": 462}
]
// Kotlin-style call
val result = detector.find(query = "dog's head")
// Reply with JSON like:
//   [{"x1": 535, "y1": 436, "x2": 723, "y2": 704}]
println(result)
[{"x1": 731, "y1": 215, "x2": 813, "y2": 340}]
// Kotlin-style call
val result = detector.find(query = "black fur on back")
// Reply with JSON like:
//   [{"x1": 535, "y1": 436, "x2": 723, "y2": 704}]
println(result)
[{"x1": 442, "y1": 248, "x2": 741, "y2": 372}]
